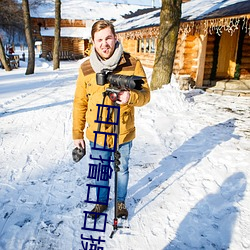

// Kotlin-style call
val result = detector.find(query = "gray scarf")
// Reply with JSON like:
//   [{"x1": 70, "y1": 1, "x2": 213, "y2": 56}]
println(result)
[{"x1": 90, "y1": 41, "x2": 123, "y2": 73}]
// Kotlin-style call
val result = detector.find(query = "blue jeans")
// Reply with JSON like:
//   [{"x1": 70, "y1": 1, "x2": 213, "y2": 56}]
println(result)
[{"x1": 89, "y1": 140, "x2": 132, "y2": 204}]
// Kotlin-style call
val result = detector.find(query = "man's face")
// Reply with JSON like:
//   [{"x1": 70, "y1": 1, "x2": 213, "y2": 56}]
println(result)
[{"x1": 93, "y1": 27, "x2": 117, "y2": 60}]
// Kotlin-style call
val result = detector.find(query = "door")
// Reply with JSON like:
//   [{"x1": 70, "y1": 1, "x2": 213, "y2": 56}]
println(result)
[{"x1": 216, "y1": 30, "x2": 239, "y2": 79}]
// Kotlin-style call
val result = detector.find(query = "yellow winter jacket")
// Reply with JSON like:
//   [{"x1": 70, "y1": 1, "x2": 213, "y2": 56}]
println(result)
[{"x1": 72, "y1": 52, "x2": 150, "y2": 148}]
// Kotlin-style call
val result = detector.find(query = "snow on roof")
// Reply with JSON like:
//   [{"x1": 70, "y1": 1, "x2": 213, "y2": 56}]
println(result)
[
  {"x1": 114, "y1": 8, "x2": 160, "y2": 32},
  {"x1": 30, "y1": 0, "x2": 151, "y2": 20},
  {"x1": 40, "y1": 27, "x2": 91, "y2": 39},
  {"x1": 114, "y1": 0, "x2": 250, "y2": 32},
  {"x1": 182, "y1": 0, "x2": 250, "y2": 21}
]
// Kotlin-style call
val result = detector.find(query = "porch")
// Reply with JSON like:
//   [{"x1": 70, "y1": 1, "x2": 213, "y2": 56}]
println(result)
[{"x1": 205, "y1": 79, "x2": 250, "y2": 97}]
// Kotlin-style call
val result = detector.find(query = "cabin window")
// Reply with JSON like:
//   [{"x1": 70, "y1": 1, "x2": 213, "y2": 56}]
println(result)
[
  {"x1": 137, "y1": 38, "x2": 156, "y2": 54},
  {"x1": 150, "y1": 38, "x2": 155, "y2": 53}
]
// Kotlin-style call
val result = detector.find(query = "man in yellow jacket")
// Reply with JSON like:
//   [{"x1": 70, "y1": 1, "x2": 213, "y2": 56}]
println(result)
[{"x1": 72, "y1": 20, "x2": 150, "y2": 219}]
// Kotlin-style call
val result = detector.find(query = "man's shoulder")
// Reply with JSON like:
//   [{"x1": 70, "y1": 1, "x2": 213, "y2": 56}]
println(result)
[
  {"x1": 80, "y1": 59, "x2": 95, "y2": 76},
  {"x1": 116, "y1": 52, "x2": 138, "y2": 72},
  {"x1": 123, "y1": 51, "x2": 137, "y2": 62}
]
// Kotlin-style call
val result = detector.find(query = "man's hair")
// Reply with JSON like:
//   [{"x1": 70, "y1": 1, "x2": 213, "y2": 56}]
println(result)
[{"x1": 91, "y1": 20, "x2": 116, "y2": 40}]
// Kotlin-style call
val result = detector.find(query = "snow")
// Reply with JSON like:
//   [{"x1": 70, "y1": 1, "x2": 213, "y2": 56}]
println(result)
[
  {"x1": 114, "y1": 0, "x2": 249, "y2": 32},
  {"x1": 30, "y1": 0, "x2": 152, "y2": 20},
  {"x1": 181, "y1": 0, "x2": 249, "y2": 21},
  {"x1": 40, "y1": 27, "x2": 92, "y2": 39},
  {"x1": 0, "y1": 48, "x2": 250, "y2": 250},
  {"x1": 114, "y1": 9, "x2": 160, "y2": 32}
]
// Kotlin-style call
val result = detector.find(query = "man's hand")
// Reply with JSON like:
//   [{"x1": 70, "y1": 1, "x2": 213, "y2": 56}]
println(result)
[
  {"x1": 116, "y1": 90, "x2": 130, "y2": 105},
  {"x1": 74, "y1": 139, "x2": 85, "y2": 149},
  {"x1": 72, "y1": 139, "x2": 86, "y2": 162}
]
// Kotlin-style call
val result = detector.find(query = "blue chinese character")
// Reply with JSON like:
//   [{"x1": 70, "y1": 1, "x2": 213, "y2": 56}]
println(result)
[
  {"x1": 82, "y1": 211, "x2": 107, "y2": 232},
  {"x1": 84, "y1": 184, "x2": 110, "y2": 206},
  {"x1": 92, "y1": 131, "x2": 117, "y2": 152},
  {"x1": 87, "y1": 162, "x2": 113, "y2": 181},
  {"x1": 95, "y1": 104, "x2": 120, "y2": 125},
  {"x1": 81, "y1": 235, "x2": 105, "y2": 250}
]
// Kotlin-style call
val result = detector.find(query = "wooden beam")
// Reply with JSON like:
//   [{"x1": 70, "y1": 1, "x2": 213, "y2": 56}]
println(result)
[{"x1": 195, "y1": 32, "x2": 207, "y2": 87}]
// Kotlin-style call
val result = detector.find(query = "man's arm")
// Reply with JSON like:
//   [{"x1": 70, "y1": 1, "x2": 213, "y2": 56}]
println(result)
[{"x1": 72, "y1": 68, "x2": 88, "y2": 147}]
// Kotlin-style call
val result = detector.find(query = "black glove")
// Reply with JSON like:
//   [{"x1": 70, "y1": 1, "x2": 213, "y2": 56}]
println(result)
[{"x1": 72, "y1": 145, "x2": 86, "y2": 162}]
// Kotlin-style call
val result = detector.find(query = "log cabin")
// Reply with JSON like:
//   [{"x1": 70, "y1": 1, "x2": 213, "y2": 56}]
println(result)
[
  {"x1": 115, "y1": 0, "x2": 250, "y2": 93},
  {"x1": 31, "y1": 18, "x2": 92, "y2": 60}
]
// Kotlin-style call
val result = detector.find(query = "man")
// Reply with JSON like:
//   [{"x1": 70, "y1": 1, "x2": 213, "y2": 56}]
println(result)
[{"x1": 72, "y1": 20, "x2": 150, "y2": 219}]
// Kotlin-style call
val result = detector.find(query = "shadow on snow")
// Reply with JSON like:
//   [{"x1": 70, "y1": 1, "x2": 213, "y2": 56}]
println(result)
[
  {"x1": 163, "y1": 172, "x2": 247, "y2": 249},
  {"x1": 129, "y1": 118, "x2": 239, "y2": 211},
  {"x1": 127, "y1": 118, "x2": 242, "y2": 248},
  {"x1": 0, "y1": 100, "x2": 73, "y2": 117}
]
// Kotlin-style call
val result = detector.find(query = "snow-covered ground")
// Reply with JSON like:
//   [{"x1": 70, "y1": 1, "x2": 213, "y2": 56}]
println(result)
[{"x1": 0, "y1": 49, "x2": 249, "y2": 250}]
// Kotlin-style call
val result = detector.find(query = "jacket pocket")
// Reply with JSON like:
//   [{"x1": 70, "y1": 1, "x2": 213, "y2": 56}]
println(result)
[{"x1": 120, "y1": 106, "x2": 134, "y2": 134}]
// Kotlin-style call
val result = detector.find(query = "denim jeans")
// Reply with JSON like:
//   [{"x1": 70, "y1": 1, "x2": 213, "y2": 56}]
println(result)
[{"x1": 89, "y1": 140, "x2": 132, "y2": 204}]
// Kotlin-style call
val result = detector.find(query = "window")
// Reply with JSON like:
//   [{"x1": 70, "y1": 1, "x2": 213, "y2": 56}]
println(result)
[{"x1": 137, "y1": 38, "x2": 156, "y2": 54}]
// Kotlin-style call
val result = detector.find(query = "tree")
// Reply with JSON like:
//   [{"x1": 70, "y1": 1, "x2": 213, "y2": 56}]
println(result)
[
  {"x1": 0, "y1": 0, "x2": 24, "y2": 43},
  {"x1": 22, "y1": 0, "x2": 35, "y2": 75},
  {"x1": 53, "y1": 0, "x2": 61, "y2": 70},
  {"x1": 0, "y1": 0, "x2": 23, "y2": 71},
  {"x1": 0, "y1": 37, "x2": 11, "y2": 71},
  {"x1": 150, "y1": 0, "x2": 182, "y2": 90}
]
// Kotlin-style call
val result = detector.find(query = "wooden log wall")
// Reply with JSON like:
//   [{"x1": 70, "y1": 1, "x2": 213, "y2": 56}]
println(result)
[
  {"x1": 120, "y1": 39, "x2": 137, "y2": 54},
  {"x1": 183, "y1": 35, "x2": 198, "y2": 79},
  {"x1": 120, "y1": 38, "x2": 156, "y2": 68},
  {"x1": 32, "y1": 18, "x2": 86, "y2": 29},
  {"x1": 41, "y1": 37, "x2": 53, "y2": 58},
  {"x1": 135, "y1": 53, "x2": 155, "y2": 68},
  {"x1": 41, "y1": 37, "x2": 86, "y2": 58},
  {"x1": 173, "y1": 34, "x2": 199, "y2": 80},
  {"x1": 72, "y1": 38, "x2": 87, "y2": 56},
  {"x1": 173, "y1": 34, "x2": 185, "y2": 75}
]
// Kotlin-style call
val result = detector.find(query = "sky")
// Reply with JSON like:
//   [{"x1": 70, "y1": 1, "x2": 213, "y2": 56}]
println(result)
[{"x1": 0, "y1": 48, "x2": 249, "y2": 250}]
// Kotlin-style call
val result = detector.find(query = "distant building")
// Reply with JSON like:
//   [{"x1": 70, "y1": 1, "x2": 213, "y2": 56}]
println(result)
[{"x1": 30, "y1": 1, "x2": 151, "y2": 61}]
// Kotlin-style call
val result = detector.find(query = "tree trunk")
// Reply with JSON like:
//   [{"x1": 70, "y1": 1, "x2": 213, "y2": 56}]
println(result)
[
  {"x1": 53, "y1": 0, "x2": 61, "y2": 70},
  {"x1": 151, "y1": 0, "x2": 182, "y2": 90},
  {"x1": 22, "y1": 0, "x2": 35, "y2": 75},
  {"x1": 0, "y1": 37, "x2": 11, "y2": 71}
]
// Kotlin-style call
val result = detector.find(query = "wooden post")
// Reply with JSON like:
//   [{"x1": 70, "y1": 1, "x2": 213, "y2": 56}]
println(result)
[{"x1": 195, "y1": 32, "x2": 207, "y2": 88}]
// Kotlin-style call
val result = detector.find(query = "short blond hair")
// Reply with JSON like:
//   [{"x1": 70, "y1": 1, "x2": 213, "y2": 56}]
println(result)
[{"x1": 91, "y1": 20, "x2": 116, "y2": 40}]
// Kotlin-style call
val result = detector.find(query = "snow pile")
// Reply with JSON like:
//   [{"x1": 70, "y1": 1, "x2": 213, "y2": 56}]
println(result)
[{"x1": 0, "y1": 50, "x2": 250, "y2": 249}]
